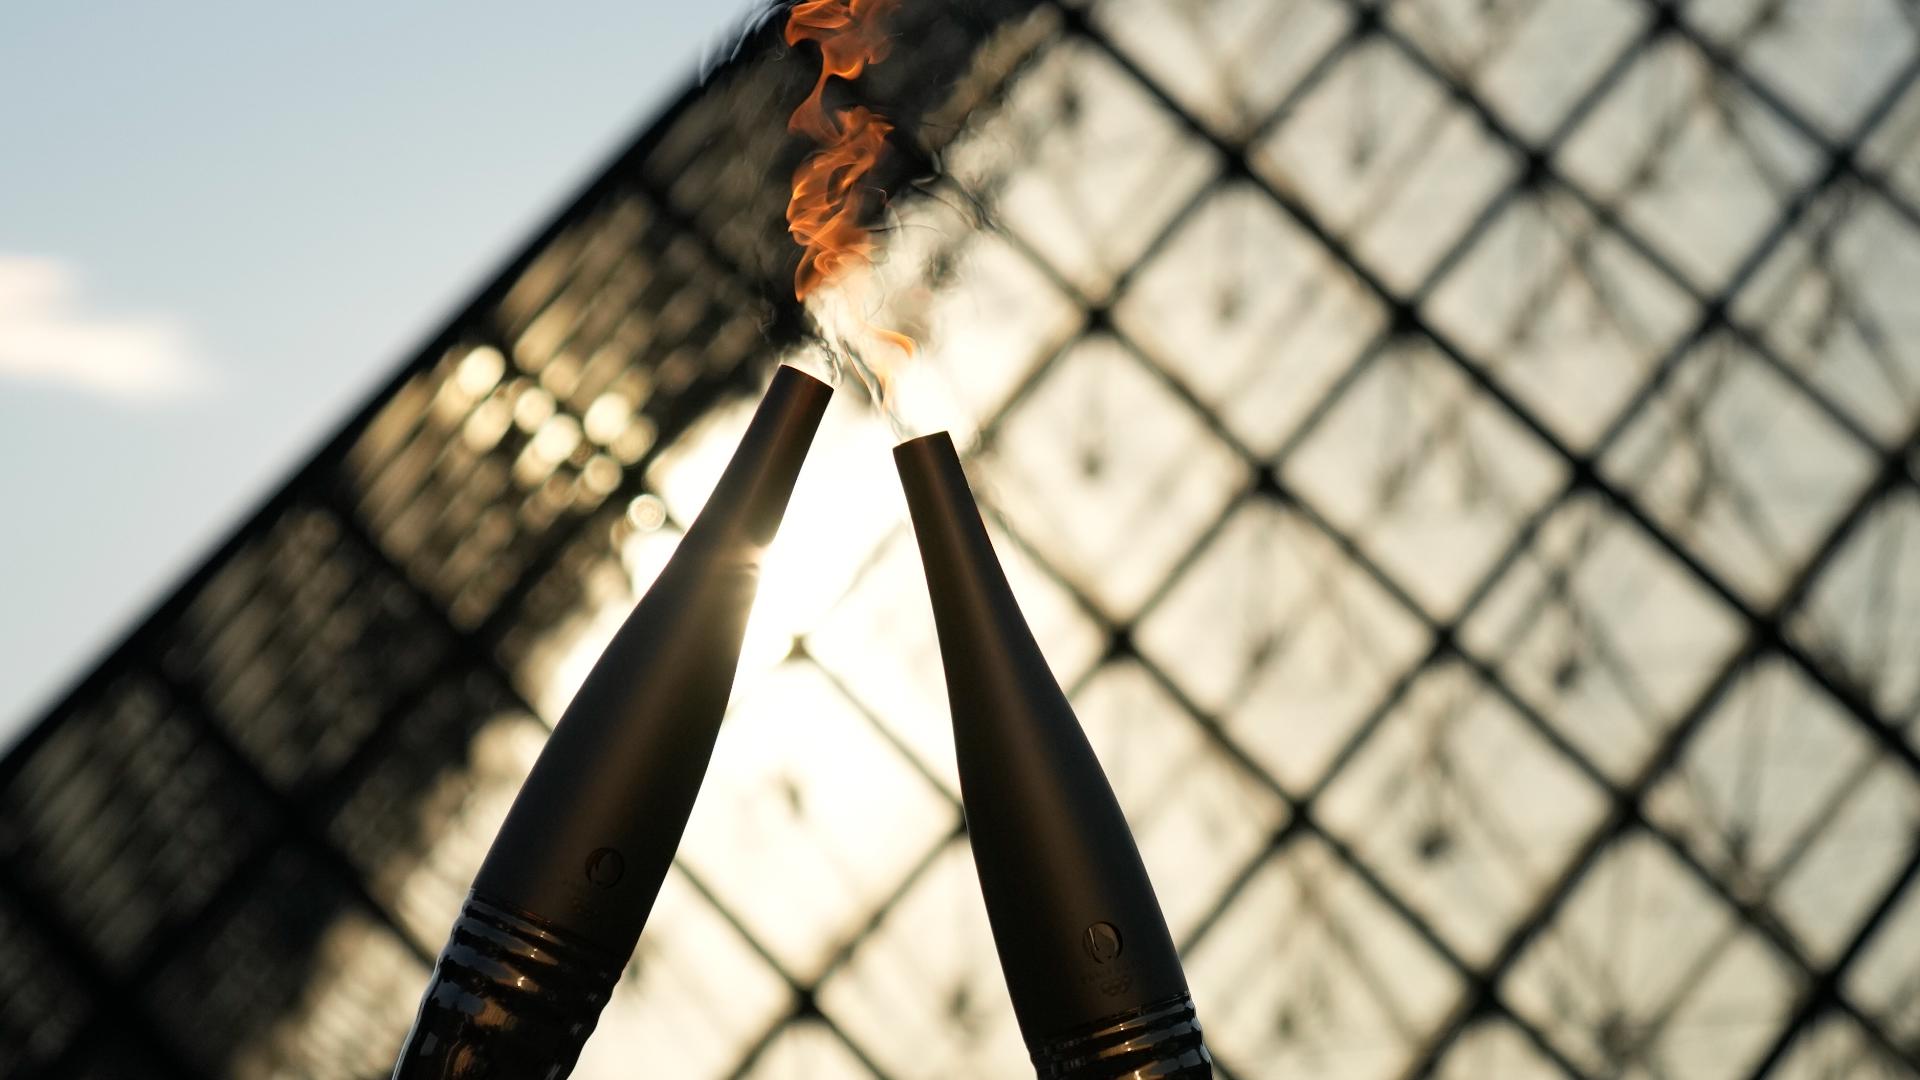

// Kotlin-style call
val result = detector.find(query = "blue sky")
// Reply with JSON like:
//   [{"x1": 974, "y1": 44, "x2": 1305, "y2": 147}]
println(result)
[{"x1": 0, "y1": 0, "x2": 763, "y2": 743}]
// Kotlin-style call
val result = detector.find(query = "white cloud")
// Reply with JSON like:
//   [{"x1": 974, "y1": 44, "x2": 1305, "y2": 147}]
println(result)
[{"x1": 0, "y1": 255, "x2": 210, "y2": 402}]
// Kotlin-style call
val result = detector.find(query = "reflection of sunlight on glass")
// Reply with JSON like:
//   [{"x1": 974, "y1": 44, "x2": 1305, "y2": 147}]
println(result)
[
  {"x1": 462, "y1": 393, "x2": 513, "y2": 453},
  {"x1": 736, "y1": 543, "x2": 819, "y2": 673},
  {"x1": 455, "y1": 345, "x2": 506, "y2": 398},
  {"x1": 583, "y1": 391, "x2": 634, "y2": 444},
  {"x1": 531, "y1": 413, "x2": 582, "y2": 463},
  {"x1": 648, "y1": 397, "x2": 756, "y2": 517},
  {"x1": 633, "y1": 369, "x2": 907, "y2": 684},
  {"x1": 615, "y1": 514, "x2": 679, "y2": 597},
  {"x1": 678, "y1": 661, "x2": 954, "y2": 977},
  {"x1": 737, "y1": 379, "x2": 908, "y2": 676}
]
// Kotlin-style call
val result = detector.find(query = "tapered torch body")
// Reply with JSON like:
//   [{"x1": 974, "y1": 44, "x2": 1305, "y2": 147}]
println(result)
[
  {"x1": 894, "y1": 432, "x2": 1213, "y2": 1079},
  {"x1": 392, "y1": 366, "x2": 832, "y2": 1079}
]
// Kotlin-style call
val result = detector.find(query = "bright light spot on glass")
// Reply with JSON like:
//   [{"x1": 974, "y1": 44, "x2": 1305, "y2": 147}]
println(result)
[
  {"x1": 581, "y1": 453, "x2": 622, "y2": 496},
  {"x1": 610, "y1": 416, "x2": 657, "y2": 464},
  {"x1": 455, "y1": 346, "x2": 506, "y2": 398},
  {"x1": 531, "y1": 413, "x2": 582, "y2": 463},
  {"x1": 461, "y1": 396, "x2": 512, "y2": 453},
  {"x1": 513, "y1": 385, "x2": 557, "y2": 433},
  {"x1": 584, "y1": 393, "x2": 633, "y2": 444},
  {"x1": 626, "y1": 493, "x2": 667, "y2": 531}
]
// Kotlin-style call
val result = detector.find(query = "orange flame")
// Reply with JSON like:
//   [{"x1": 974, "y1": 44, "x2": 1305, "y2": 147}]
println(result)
[
  {"x1": 786, "y1": 105, "x2": 894, "y2": 302},
  {"x1": 784, "y1": 0, "x2": 913, "y2": 364},
  {"x1": 786, "y1": 0, "x2": 897, "y2": 146}
]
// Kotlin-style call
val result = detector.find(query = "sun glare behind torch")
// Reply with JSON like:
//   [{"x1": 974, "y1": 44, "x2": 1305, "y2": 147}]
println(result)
[
  {"x1": 391, "y1": 366, "x2": 832, "y2": 1079},
  {"x1": 894, "y1": 432, "x2": 1214, "y2": 1079}
]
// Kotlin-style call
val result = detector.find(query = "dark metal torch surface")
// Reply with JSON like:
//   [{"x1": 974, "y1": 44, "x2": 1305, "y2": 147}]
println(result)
[
  {"x1": 392, "y1": 365, "x2": 831, "y2": 1078},
  {"x1": 894, "y1": 431, "x2": 1210, "y2": 1076},
  {"x1": 470, "y1": 364, "x2": 830, "y2": 953}
]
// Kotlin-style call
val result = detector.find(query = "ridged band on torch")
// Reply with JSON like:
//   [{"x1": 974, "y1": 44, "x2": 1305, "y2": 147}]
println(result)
[
  {"x1": 392, "y1": 366, "x2": 832, "y2": 1079},
  {"x1": 894, "y1": 432, "x2": 1213, "y2": 1079}
]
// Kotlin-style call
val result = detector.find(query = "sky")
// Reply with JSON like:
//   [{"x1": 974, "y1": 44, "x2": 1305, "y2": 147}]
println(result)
[{"x1": 0, "y1": 0, "x2": 765, "y2": 744}]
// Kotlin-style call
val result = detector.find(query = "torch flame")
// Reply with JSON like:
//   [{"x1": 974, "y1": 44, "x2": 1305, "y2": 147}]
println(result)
[
  {"x1": 786, "y1": 0, "x2": 897, "y2": 147},
  {"x1": 787, "y1": 104, "x2": 895, "y2": 302},
  {"x1": 785, "y1": 0, "x2": 915, "y2": 405}
]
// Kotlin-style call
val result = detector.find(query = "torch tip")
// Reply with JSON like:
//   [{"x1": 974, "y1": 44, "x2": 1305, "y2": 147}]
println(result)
[
  {"x1": 771, "y1": 361, "x2": 834, "y2": 394},
  {"x1": 891, "y1": 429, "x2": 954, "y2": 453}
]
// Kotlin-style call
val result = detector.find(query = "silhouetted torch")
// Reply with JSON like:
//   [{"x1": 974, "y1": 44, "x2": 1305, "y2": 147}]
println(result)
[
  {"x1": 894, "y1": 432, "x2": 1213, "y2": 1079},
  {"x1": 392, "y1": 365, "x2": 832, "y2": 1079}
]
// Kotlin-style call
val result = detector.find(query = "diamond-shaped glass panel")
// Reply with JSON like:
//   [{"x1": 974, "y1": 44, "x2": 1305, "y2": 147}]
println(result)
[
  {"x1": 1768, "y1": 1013, "x2": 1920, "y2": 1080},
  {"x1": 1645, "y1": 658, "x2": 1876, "y2": 906},
  {"x1": 1557, "y1": 34, "x2": 1825, "y2": 291},
  {"x1": 734, "y1": 405, "x2": 911, "y2": 674},
  {"x1": 807, "y1": 518, "x2": 1106, "y2": 797},
  {"x1": 1136, "y1": 497, "x2": 1431, "y2": 794},
  {"x1": 1390, "y1": 0, "x2": 1649, "y2": 141},
  {"x1": 1792, "y1": 487, "x2": 1920, "y2": 734},
  {"x1": 1862, "y1": 73, "x2": 1920, "y2": 209},
  {"x1": 946, "y1": 39, "x2": 1219, "y2": 300},
  {"x1": 1092, "y1": 0, "x2": 1353, "y2": 139},
  {"x1": 1425, "y1": 186, "x2": 1697, "y2": 451},
  {"x1": 572, "y1": 867, "x2": 793, "y2": 1080},
  {"x1": 1735, "y1": 182, "x2": 1920, "y2": 448},
  {"x1": 1769, "y1": 754, "x2": 1920, "y2": 964},
  {"x1": 1845, "y1": 875, "x2": 1920, "y2": 1052},
  {"x1": 1318, "y1": 662, "x2": 1610, "y2": 964},
  {"x1": 1184, "y1": 835, "x2": 1462, "y2": 1079},
  {"x1": 1254, "y1": 36, "x2": 1521, "y2": 292},
  {"x1": 818, "y1": 839, "x2": 1030, "y2": 1078},
  {"x1": 1072, "y1": 660, "x2": 1287, "y2": 940},
  {"x1": 1633, "y1": 931, "x2": 1805, "y2": 1079},
  {"x1": 1604, "y1": 332, "x2": 1879, "y2": 607},
  {"x1": 804, "y1": 529, "x2": 956, "y2": 793},
  {"x1": 873, "y1": 193, "x2": 1084, "y2": 440},
  {"x1": 677, "y1": 662, "x2": 955, "y2": 981},
  {"x1": 985, "y1": 334, "x2": 1248, "y2": 618},
  {"x1": 1463, "y1": 494, "x2": 1745, "y2": 781},
  {"x1": 1646, "y1": 654, "x2": 1920, "y2": 965},
  {"x1": 1504, "y1": 831, "x2": 1801, "y2": 1080},
  {"x1": 1116, "y1": 180, "x2": 1387, "y2": 456},
  {"x1": 1285, "y1": 336, "x2": 1567, "y2": 618},
  {"x1": 1687, "y1": 0, "x2": 1919, "y2": 139}
]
